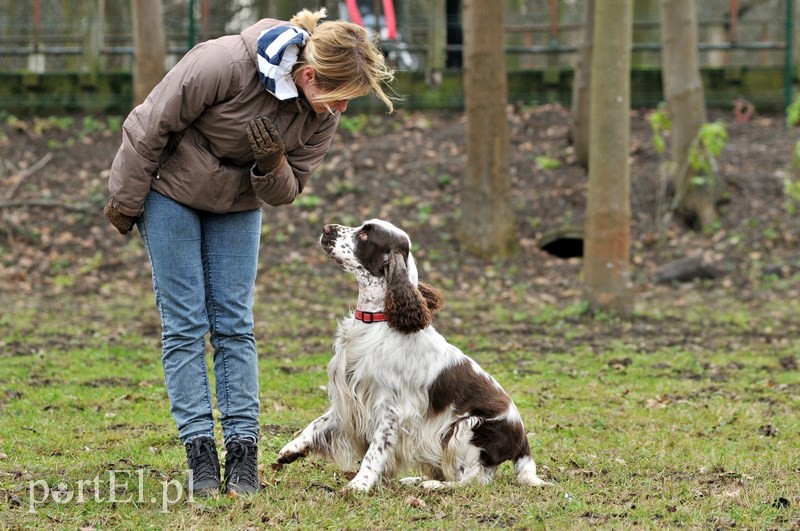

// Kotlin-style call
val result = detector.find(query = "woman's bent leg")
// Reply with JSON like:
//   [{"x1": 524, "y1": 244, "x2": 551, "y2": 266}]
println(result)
[
  {"x1": 138, "y1": 191, "x2": 215, "y2": 443},
  {"x1": 201, "y1": 208, "x2": 262, "y2": 446}
]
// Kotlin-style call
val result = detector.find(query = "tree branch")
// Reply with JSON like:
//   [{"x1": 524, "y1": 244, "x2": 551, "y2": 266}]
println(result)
[
  {"x1": 0, "y1": 200, "x2": 93, "y2": 212},
  {"x1": 4, "y1": 153, "x2": 54, "y2": 200}
]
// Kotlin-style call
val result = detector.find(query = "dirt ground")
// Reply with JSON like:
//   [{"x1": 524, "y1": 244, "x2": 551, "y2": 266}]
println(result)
[{"x1": 1, "y1": 104, "x2": 799, "y2": 324}]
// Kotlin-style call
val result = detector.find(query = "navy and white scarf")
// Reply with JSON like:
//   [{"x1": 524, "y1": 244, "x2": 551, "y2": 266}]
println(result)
[{"x1": 256, "y1": 25, "x2": 310, "y2": 100}]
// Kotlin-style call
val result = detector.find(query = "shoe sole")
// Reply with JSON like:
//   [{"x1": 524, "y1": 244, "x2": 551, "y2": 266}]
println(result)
[
  {"x1": 190, "y1": 486, "x2": 221, "y2": 497},
  {"x1": 224, "y1": 485, "x2": 259, "y2": 497}
]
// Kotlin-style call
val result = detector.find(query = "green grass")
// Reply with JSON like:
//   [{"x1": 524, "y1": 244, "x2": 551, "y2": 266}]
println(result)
[{"x1": 1, "y1": 271, "x2": 799, "y2": 529}]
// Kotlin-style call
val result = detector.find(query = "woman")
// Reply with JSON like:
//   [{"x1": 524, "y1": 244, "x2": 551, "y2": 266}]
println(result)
[{"x1": 104, "y1": 8, "x2": 394, "y2": 496}]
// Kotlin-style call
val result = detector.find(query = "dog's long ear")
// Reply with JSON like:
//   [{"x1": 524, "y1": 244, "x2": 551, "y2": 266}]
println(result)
[
  {"x1": 417, "y1": 282, "x2": 444, "y2": 316},
  {"x1": 384, "y1": 249, "x2": 432, "y2": 334}
]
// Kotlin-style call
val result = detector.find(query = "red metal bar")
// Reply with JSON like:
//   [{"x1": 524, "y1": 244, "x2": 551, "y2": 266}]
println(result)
[
  {"x1": 202, "y1": 0, "x2": 210, "y2": 41},
  {"x1": 383, "y1": 0, "x2": 397, "y2": 40},
  {"x1": 345, "y1": 0, "x2": 364, "y2": 26},
  {"x1": 549, "y1": 0, "x2": 559, "y2": 42},
  {"x1": 730, "y1": 0, "x2": 738, "y2": 41},
  {"x1": 33, "y1": 0, "x2": 40, "y2": 51}
]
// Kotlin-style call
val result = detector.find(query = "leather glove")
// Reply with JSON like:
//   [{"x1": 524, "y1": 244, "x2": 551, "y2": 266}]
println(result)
[
  {"x1": 247, "y1": 116, "x2": 285, "y2": 175},
  {"x1": 103, "y1": 200, "x2": 138, "y2": 235}
]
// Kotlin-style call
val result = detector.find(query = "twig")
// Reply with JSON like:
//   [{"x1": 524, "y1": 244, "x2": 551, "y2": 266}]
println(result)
[
  {"x1": 4, "y1": 153, "x2": 54, "y2": 200},
  {"x1": 0, "y1": 200, "x2": 93, "y2": 212},
  {"x1": 1, "y1": 153, "x2": 56, "y2": 248},
  {"x1": 2, "y1": 216, "x2": 12, "y2": 246}
]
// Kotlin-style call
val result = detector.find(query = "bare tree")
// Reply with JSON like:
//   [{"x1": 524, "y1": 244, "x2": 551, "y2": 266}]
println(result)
[
  {"x1": 131, "y1": 0, "x2": 166, "y2": 105},
  {"x1": 324, "y1": 0, "x2": 340, "y2": 19},
  {"x1": 273, "y1": 0, "x2": 298, "y2": 20},
  {"x1": 582, "y1": 0, "x2": 633, "y2": 316},
  {"x1": 660, "y1": 0, "x2": 714, "y2": 229},
  {"x1": 457, "y1": 0, "x2": 516, "y2": 258},
  {"x1": 84, "y1": 0, "x2": 105, "y2": 77},
  {"x1": 570, "y1": 0, "x2": 594, "y2": 170},
  {"x1": 425, "y1": 0, "x2": 447, "y2": 86}
]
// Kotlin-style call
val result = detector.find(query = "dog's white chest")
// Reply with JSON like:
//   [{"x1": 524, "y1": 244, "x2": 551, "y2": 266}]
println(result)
[
  {"x1": 330, "y1": 320, "x2": 456, "y2": 405},
  {"x1": 332, "y1": 323, "x2": 400, "y2": 386}
]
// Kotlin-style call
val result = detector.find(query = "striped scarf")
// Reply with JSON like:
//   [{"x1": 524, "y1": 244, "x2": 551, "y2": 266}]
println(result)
[{"x1": 256, "y1": 25, "x2": 310, "y2": 100}]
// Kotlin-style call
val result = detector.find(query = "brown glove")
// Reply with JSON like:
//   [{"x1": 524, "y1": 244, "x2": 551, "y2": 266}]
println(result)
[
  {"x1": 103, "y1": 200, "x2": 138, "y2": 235},
  {"x1": 246, "y1": 116, "x2": 285, "y2": 175}
]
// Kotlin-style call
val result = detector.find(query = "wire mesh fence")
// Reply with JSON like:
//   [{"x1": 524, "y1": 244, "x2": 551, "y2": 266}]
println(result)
[{"x1": 0, "y1": 0, "x2": 796, "y2": 111}]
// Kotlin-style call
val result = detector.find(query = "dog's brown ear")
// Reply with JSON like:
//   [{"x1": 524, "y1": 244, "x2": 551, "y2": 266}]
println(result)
[
  {"x1": 417, "y1": 282, "x2": 444, "y2": 316},
  {"x1": 384, "y1": 250, "x2": 432, "y2": 334}
]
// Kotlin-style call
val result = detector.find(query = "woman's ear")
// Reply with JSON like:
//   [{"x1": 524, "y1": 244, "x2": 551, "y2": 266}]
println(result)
[
  {"x1": 383, "y1": 250, "x2": 432, "y2": 334},
  {"x1": 301, "y1": 65, "x2": 315, "y2": 84},
  {"x1": 295, "y1": 65, "x2": 316, "y2": 94}
]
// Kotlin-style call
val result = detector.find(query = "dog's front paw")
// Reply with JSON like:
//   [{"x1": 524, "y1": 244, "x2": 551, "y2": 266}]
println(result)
[
  {"x1": 516, "y1": 467, "x2": 552, "y2": 487},
  {"x1": 345, "y1": 473, "x2": 377, "y2": 492},
  {"x1": 345, "y1": 479, "x2": 371, "y2": 492},
  {"x1": 276, "y1": 450, "x2": 307, "y2": 464},
  {"x1": 519, "y1": 476, "x2": 553, "y2": 487},
  {"x1": 276, "y1": 441, "x2": 309, "y2": 464},
  {"x1": 517, "y1": 474, "x2": 554, "y2": 487}
]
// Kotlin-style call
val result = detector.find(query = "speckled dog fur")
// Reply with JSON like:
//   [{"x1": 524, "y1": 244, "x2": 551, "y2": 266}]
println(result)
[{"x1": 276, "y1": 219, "x2": 550, "y2": 492}]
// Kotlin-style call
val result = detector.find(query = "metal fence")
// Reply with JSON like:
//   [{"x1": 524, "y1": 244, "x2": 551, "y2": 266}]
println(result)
[
  {"x1": 0, "y1": 0, "x2": 796, "y2": 71},
  {"x1": 0, "y1": 0, "x2": 796, "y2": 112}
]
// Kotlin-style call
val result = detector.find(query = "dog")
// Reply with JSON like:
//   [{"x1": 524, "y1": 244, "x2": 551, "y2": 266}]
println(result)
[{"x1": 276, "y1": 219, "x2": 549, "y2": 492}]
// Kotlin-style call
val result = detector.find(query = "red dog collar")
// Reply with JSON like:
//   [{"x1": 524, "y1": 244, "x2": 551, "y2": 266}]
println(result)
[{"x1": 354, "y1": 310, "x2": 387, "y2": 323}]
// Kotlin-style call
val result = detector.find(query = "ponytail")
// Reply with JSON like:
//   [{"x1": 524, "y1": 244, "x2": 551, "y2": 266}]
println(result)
[
  {"x1": 289, "y1": 8, "x2": 327, "y2": 35},
  {"x1": 290, "y1": 8, "x2": 396, "y2": 113}
]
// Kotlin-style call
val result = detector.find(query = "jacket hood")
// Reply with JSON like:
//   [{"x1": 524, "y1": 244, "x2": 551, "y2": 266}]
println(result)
[{"x1": 240, "y1": 18, "x2": 288, "y2": 67}]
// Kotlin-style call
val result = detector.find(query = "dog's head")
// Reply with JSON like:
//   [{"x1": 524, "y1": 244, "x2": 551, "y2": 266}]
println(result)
[{"x1": 320, "y1": 219, "x2": 443, "y2": 334}]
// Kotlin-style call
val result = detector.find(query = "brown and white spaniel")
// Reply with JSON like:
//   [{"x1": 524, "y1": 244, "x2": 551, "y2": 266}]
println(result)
[{"x1": 276, "y1": 219, "x2": 550, "y2": 492}]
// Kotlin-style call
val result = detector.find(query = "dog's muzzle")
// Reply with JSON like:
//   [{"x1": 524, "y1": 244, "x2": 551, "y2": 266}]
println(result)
[{"x1": 320, "y1": 224, "x2": 340, "y2": 252}]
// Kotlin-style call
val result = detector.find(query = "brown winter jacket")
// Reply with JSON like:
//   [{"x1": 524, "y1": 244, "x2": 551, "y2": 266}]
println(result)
[{"x1": 108, "y1": 19, "x2": 340, "y2": 217}]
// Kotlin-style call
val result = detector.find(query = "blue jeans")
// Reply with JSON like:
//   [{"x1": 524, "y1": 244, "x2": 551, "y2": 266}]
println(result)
[{"x1": 137, "y1": 190, "x2": 261, "y2": 446}]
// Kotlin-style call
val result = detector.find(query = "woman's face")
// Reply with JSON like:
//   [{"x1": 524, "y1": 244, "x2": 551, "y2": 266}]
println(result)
[
  {"x1": 308, "y1": 93, "x2": 350, "y2": 115},
  {"x1": 296, "y1": 66, "x2": 353, "y2": 115}
]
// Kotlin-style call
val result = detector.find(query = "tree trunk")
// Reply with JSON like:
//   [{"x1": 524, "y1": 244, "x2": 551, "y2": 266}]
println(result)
[
  {"x1": 425, "y1": 0, "x2": 447, "y2": 86},
  {"x1": 458, "y1": 0, "x2": 516, "y2": 258},
  {"x1": 570, "y1": 0, "x2": 594, "y2": 170},
  {"x1": 631, "y1": 0, "x2": 660, "y2": 66},
  {"x1": 131, "y1": 0, "x2": 166, "y2": 106},
  {"x1": 324, "y1": 0, "x2": 340, "y2": 19},
  {"x1": 274, "y1": 0, "x2": 296, "y2": 21},
  {"x1": 660, "y1": 0, "x2": 715, "y2": 229},
  {"x1": 83, "y1": 0, "x2": 105, "y2": 79},
  {"x1": 582, "y1": 0, "x2": 633, "y2": 316}
]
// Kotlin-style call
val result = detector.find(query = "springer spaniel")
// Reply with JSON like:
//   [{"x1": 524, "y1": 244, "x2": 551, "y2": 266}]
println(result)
[{"x1": 276, "y1": 219, "x2": 549, "y2": 492}]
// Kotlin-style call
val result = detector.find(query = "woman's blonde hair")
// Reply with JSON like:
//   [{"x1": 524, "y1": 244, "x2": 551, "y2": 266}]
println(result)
[{"x1": 291, "y1": 8, "x2": 396, "y2": 113}]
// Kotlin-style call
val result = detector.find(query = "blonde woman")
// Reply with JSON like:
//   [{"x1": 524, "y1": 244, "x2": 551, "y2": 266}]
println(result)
[{"x1": 104, "y1": 8, "x2": 394, "y2": 496}]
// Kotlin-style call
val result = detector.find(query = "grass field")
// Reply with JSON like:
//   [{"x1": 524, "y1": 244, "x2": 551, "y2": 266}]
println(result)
[{"x1": 2, "y1": 261, "x2": 799, "y2": 530}]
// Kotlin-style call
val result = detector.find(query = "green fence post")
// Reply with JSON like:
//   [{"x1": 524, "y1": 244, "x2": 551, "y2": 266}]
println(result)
[
  {"x1": 188, "y1": 0, "x2": 196, "y2": 49},
  {"x1": 785, "y1": 0, "x2": 795, "y2": 114}
]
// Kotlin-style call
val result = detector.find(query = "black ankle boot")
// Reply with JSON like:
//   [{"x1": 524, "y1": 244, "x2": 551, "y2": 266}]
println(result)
[
  {"x1": 185, "y1": 437, "x2": 221, "y2": 496},
  {"x1": 223, "y1": 439, "x2": 259, "y2": 495}
]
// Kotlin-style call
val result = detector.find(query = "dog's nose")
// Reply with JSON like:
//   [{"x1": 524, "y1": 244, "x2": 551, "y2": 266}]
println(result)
[{"x1": 321, "y1": 224, "x2": 338, "y2": 246}]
